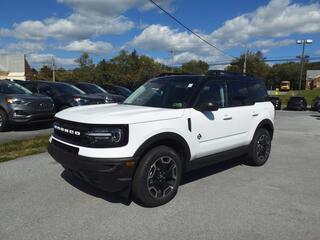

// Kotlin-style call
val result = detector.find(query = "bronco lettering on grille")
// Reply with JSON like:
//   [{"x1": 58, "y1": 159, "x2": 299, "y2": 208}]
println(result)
[{"x1": 54, "y1": 125, "x2": 81, "y2": 136}]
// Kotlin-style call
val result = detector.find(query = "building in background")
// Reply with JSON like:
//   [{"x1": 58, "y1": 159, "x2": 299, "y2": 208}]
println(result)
[
  {"x1": 306, "y1": 70, "x2": 320, "y2": 90},
  {"x1": 0, "y1": 54, "x2": 31, "y2": 80}
]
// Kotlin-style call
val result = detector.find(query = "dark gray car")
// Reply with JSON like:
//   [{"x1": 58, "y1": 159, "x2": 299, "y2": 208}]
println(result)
[{"x1": 0, "y1": 80, "x2": 55, "y2": 131}]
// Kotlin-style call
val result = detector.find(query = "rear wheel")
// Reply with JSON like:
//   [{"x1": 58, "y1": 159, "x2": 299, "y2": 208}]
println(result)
[
  {"x1": 132, "y1": 146, "x2": 182, "y2": 207},
  {"x1": 0, "y1": 109, "x2": 8, "y2": 132},
  {"x1": 247, "y1": 128, "x2": 271, "y2": 166}
]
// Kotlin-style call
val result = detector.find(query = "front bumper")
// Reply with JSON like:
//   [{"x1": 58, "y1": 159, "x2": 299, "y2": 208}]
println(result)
[
  {"x1": 48, "y1": 138, "x2": 135, "y2": 193},
  {"x1": 9, "y1": 112, "x2": 55, "y2": 124}
]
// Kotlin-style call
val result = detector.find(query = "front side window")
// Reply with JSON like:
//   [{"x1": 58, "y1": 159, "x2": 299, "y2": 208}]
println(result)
[
  {"x1": 124, "y1": 77, "x2": 200, "y2": 109},
  {"x1": 53, "y1": 83, "x2": 86, "y2": 95},
  {"x1": 76, "y1": 84, "x2": 107, "y2": 94},
  {"x1": 195, "y1": 80, "x2": 226, "y2": 108}
]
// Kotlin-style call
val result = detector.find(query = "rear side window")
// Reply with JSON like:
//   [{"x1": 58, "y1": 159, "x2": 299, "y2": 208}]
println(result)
[
  {"x1": 248, "y1": 79, "x2": 268, "y2": 102},
  {"x1": 226, "y1": 80, "x2": 252, "y2": 107}
]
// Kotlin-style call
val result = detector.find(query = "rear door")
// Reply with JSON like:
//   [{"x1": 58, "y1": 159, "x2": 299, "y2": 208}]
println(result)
[
  {"x1": 224, "y1": 78, "x2": 255, "y2": 146},
  {"x1": 190, "y1": 79, "x2": 241, "y2": 158}
]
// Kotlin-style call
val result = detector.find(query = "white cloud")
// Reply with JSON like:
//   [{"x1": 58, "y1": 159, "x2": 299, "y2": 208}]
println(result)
[
  {"x1": 131, "y1": 0, "x2": 320, "y2": 65},
  {"x1": 3, "y1": 15, "x2": 134, "y2": 41},
  {"x1": 0, "y1": 0, "x2": 173, "y2": 41},
  {"x1": 211, "y1": 0, "x2": 320, "y2": 46},
  {"x1": 60, "y1": 40, "x2": 113, "y2": 54},
  {"x1": 28, "y1": 54, "x2": 76, "y2": 67},
  {"x1": 250, "y1": 39, "x2": 295, "y2": 48},
  {"x1": 131, "y1": 24, "x2": 231, "y2": 65},
  {"x1": 7, "y1": 42, "x2": 44, "y2": 53},
  {"x1": 58, "y1": 0, "x2": 173, "y2": 16}
]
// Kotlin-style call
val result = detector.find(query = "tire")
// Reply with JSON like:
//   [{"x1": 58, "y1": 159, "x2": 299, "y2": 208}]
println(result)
[
  {"x1": 0, "y1": 109, "x2": 8, "y2": 132},
  {"x1": 132, "y1": 146, "x2": 182, "y2": 207},
  {"x1": 247, "y1": 128, "x2": 272, "y2": 166}
]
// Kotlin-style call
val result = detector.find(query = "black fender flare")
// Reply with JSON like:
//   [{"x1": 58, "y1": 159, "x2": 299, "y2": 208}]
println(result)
[
  {"x1": 256, "y1": 119, "x2": 274, "y2": 139},
  {"x1": 134, "y1": 132, "x2": 191, "y2": 164}
]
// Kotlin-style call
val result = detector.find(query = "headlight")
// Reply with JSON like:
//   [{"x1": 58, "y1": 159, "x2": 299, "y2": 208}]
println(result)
[
  {"x1": 6, "y1": 98, "x2": 25, "y2": 104},
  {"x1": 73, "y1": 97, "x2": 89, "y2": 105},
  {"x1": 85, "y1": 126, "x2": 128, "y2": 147}
]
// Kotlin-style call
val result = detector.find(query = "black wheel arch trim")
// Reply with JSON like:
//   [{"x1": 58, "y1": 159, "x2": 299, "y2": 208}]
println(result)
[
  {"x1": 134, "y1": 132, "x2": 191, "y2": 165},
  {"x1": 256, "y1": 119, "x2": 274, "y2": 139}
]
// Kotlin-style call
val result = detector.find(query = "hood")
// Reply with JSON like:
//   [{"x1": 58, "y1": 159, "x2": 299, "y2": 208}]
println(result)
[{"x1": 55, "y1": 104, "x2": 185, "y2": 124}]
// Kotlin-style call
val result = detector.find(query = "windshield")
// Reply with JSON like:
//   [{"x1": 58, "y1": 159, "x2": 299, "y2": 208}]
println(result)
[
  {"x1": 0, "y1": 82, "x2": 32, "y2": 94},
  {"x1": 53, "y1": 83, "x2": 86, "y2": 95},
  {"x1": 124, "y1": 77, "x2": 200, "y2": 109},
  {"x1": 76, "y1": 84, "x2": 107, "y2": 94}
]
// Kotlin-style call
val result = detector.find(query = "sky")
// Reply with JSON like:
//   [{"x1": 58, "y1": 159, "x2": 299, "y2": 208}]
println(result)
[{"x1": 0, "y1": 0, "x2": 320, "y2": 69}]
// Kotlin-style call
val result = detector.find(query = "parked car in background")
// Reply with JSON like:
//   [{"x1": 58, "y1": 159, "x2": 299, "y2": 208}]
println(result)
[
  {"x1": 269, "y1": 96, "x2": 282, "y2": 110},
  {"x1": 14, "y1": 80, "x2": 107, "y2": 112},
  {"x1": 70, "y1": 82, "x2": 125, "y2": 103},
  {"x1": 0, "y1": 80, "x2": 54, "y2": 131},
  {"x1": 311, "y1": 96, "x2": 320, "y2": 112},
  {"x1": 100, "y1": 84, "x2": 132, "y2": 98},
  {"x1": 286, "y1": 96, "x2": 307, "y2": 111}
]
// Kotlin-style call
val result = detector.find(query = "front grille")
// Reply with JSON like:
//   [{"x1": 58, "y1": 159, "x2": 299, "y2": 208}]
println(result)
[
  {"x1": 52, "y1": 139, "x2": 79, "y2": 154},
  {"x1": 28, "y1": 101, "x2": 54, "y2": 111},
  {"x1": 53, "y1": 118, "x2": 128, "y2": 148}
]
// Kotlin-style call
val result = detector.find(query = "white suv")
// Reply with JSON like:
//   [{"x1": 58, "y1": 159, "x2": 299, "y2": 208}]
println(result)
[{"x1": 48, "y1": 71, "x2": 275, "y2": 207}]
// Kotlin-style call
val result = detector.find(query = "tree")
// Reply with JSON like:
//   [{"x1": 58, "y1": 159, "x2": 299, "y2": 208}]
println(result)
[
  {"x1": 38, "y1": 65, "x2": 53, "y2": 80},
  {"x1": 73, "y1": 52, "x2": 95, "y2": 82},
  {"x1": 181, "y1": 60, "x2": 209, "y2": 74},
  {"x1": 226, "y1": 51, "x2": 270, "y2": 80},
  {"x1": 267, "y1": 62, "x2": 300, "y2": 90},
  {"x1": 75, "y1": 52, "x2": 93, "y2": 69}
]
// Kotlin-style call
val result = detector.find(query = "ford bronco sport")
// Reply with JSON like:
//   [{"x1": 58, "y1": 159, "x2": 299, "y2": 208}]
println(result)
[{"x1": 48, "y1": 71, "x2": 275, "y2": 207}]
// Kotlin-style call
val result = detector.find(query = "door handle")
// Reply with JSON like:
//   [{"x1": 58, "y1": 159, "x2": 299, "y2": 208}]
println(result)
[
  {"x1": 252, "y1": 112, "x2": 259, "y2": 117},
  {"x1": 223, "y1": 115, "x2": 232, "y2": 120}
]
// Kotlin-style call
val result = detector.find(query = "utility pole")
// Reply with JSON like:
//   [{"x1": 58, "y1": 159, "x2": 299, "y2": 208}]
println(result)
[
  {"x1": 51, "y1": 56, "x2": 56, "y2": 82},
  {"x1": 243, "y1": 45, "x2": 248, "y2": 74},
  {"x1": 296, "y1": 39, "x2": 312, "y2": 91},
  {"x1": 170, "y1": 50, "x2": 175, "y2": 72}
]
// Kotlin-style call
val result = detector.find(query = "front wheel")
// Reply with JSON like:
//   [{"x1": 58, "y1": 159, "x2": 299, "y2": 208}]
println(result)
[
  {"x1": 0, "y1": 109, "x2": 8, "y2": 132},
  {"x1": 132, "y1": 146, "x2": 182, "y2": 207},
  {"x1": 247, "y1": 128, "x2": 272, "y2": 166}
]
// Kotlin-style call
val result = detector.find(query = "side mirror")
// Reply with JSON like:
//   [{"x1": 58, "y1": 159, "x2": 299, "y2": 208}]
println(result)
[{"x1": 195, "y1": 102, "x2": 219, "y2": 112}]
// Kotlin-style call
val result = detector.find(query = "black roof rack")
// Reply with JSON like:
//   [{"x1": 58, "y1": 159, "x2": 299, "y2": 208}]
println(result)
[
  {"x1": 157, "y1": 72, "x2": 195, "y2": 77},
  {"x1": 207, "y1": 70, "x2": 255, "y2": 78}
]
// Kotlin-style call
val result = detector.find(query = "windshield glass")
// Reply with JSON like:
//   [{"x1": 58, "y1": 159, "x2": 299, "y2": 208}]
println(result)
[
  {"x1": 76, "y1": 84, "x2": 107, "y2": 94},
  {"x1": 0, "y1": 82, "x2": 32, "y2": 94},
  {"x1": 53, "y1": 83, "x2": 86, "y2": 95},
  {"x1": 124, "y1": 77, "x2": 200, "y2": 109}
]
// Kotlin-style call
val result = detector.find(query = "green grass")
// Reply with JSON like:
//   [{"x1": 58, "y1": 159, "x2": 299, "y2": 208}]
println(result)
[
  {"x1": 0, "y1": 135, "x2": 50, "y2": 163},
  {"x1": 272, "y1": 89, "x2": 320, "y2": 106}
]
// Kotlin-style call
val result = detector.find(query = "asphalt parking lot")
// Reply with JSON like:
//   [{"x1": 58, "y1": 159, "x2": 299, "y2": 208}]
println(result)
[{"x1": 0, "y1": 111, "x2": 320, "y2": 240}]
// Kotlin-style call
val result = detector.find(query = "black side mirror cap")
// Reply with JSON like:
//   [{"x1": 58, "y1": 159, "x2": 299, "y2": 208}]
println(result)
[{"x1": 195, "y1": 102, "x2": 219, "y2": 112}]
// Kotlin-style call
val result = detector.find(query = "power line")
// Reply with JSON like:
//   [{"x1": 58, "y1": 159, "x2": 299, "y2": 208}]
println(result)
[
  {"x1": 149, "y1": 0, "x2": 236, "y2": 60},
  {"x1": 208, "y1": 56, "x2": 320, "y2": 66}
]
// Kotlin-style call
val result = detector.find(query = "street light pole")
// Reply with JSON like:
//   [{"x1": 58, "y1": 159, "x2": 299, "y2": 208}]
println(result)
[{"x1": 297, "y1": 39, "x2": 312, "y2": 91}]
